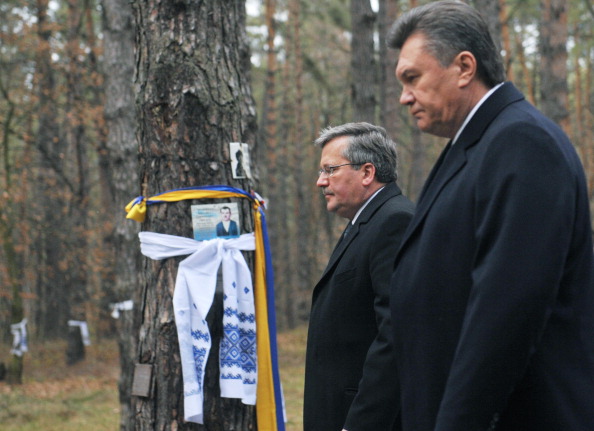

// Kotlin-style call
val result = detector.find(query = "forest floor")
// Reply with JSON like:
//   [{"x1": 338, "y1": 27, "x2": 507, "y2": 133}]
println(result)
[{"x1": 0, "y1": 325, "x2": 307, "y2": 431}]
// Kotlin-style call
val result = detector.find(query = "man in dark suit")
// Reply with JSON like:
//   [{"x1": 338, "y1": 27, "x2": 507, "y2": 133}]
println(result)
[
  {"x1": 304, "y1": 122, "x2": 414, "y2": 431},
  {"x1": 387, "y1": 2, "x2": 594, "y2": 430},
  {"x1": 216, "y1": 206, "x2": 239, "y2": 237}
]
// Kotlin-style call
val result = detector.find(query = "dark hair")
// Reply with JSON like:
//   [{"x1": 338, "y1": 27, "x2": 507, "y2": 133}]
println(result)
[
  {"x1": 314, "y1": 122, "x2": 398, "y2": 183},
  {"x1": 387, "y1": 0, "x2": 505, "y2": 87},
  {"x1": 220, "y1": 206, "x2": 231, "y2": 212}
]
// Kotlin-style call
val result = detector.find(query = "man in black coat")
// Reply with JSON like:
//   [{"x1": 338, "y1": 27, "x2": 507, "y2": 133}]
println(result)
[
  {"x1": 388, "y1": 2, "x2": 594, "y2": 430},
  {"x1": 303, "y1": 122, "x2": 414, "y2": 431}
]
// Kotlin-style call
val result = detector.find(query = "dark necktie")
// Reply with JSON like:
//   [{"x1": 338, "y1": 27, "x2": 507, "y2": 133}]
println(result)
[{"x1": 341, "y1": 222, "x2": 353, "y2": 242}]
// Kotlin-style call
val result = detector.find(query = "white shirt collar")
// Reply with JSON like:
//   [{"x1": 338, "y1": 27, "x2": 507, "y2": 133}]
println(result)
[
  {"x1": 452, "y1": 82, "x2": 504, "y2": 145},
  {"x1": 350, "y1": 186, "x2": 385, "y2": 225}
]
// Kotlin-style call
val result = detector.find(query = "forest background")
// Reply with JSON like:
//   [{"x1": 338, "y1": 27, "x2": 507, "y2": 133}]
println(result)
[{"x1": 0, "y1": 0, "x2": 593, "y2": 427}]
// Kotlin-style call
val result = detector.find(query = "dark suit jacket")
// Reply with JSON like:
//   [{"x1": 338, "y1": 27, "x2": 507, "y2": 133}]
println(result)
[
  {"x1": 304, "y1": 182, "x2": 414, "y2": 431},
  {"x1": 391, "y1": 82, "x2": 594, "y2": 431},
  {"x1": 216, "y1": 220, "x2": 238, "y2": 237}
]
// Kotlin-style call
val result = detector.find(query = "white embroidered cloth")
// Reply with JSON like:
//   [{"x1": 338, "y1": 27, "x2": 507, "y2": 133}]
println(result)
[
  {"x1": 139, "y1": 231, "x2": 257, "y2": 424},
  {"x1": 68, "y1": 320, "x2": 91, "y2": 346},
  {"x1": 10, "y1": 318, "x2": 28, "y2": 357}
]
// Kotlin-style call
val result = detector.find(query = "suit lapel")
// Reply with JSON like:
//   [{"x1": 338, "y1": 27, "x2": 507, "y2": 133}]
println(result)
[
  {"x1": 402, "y1": 141, "x2": 467, "y2": 243},
  {"x1": 395, "y1": 83, "x2": 525, "y2": 259},
  {"x1": 317, "y1": 182, "x2": 403, "y2": 285}
]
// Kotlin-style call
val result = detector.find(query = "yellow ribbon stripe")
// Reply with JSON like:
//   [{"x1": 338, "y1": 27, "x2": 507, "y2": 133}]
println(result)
[
  {"x1": 125, "y1": 190, "x2": 251, "y2": 223},
  {"x1": 125, "y1": 186, "x2": 282, "y2": 431},
  {"x1": 253, "y1": 209, "x2": 277, "y2": 431}
]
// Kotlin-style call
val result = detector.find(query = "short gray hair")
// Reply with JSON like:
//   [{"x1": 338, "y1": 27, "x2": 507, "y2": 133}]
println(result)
[
  {"x1": 314, "y1": 122, "x2": 398, "y2": 183},
  {"x1": 387, "y1": 0, "x2": 505, "y2": 88}
]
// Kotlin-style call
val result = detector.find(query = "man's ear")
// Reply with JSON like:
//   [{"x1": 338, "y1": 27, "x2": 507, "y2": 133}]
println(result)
[
  {"x1": 455, "y1": 51, "x2": 477, "y2": 88},
  {"x1": 361, "y1": 163, "x2": 376, "y2": 186}
]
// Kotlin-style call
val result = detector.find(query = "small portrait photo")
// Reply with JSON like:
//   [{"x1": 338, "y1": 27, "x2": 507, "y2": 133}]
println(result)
[
  {"x1": 191, "y1": 203, "x2": 241, "y2": 241},
  {"x1": 230, "y1": 142, "x2": 251, "y2": 179}
]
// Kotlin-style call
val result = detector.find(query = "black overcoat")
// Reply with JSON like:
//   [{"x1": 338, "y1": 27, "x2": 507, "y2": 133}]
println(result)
[
  {"x1": 304, "y1": 182, "x2": 414, "y2": 431},
  {"x1": 391, "y1": 82, "x2": 594, "y2": 431}
]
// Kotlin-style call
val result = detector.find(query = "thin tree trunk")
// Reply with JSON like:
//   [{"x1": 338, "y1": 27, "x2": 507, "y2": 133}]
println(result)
[
  {"x1": 573, "y1": 26, "x2": 584, "y2": 144},
  {"x1": 351, "y1": 0, "x2": 377, "y2": 122},
  {"x1": 407, "y1": 126, "x2": 426, "y2": 201},
  {"x1": 515, "y1": 29, "x2": 536, "y2": 105},
  {"x1": 64, "y1": 0, "x2": 89, "y2": 366},
  {"x1": 261, "y1": 0, "x2": 292, "y2": 329},
  {"x1": 289, "y1": 0, "x2": 312, "y2": 328},
  {"x1": 499, "y1": 0, "x2": 514, "y2": 81},
  {"x1": 101, "y1": 0, "x2": 139, "y2": 428},
  {"x1": 379, "y1": 0, "x2": 401, "y2": 141},
  {"x1": 33, "y1": 0, "x2": 69, "y2": 340},
  {"x1": 539, "y1": 0, "x2": 570, "y2": 131},
  {"x1": 0, "y1": 62, "x2": 24, "y2": 385},
  {"x1": 278, "y1": 5, "x2": 296, "y2": 330},
  {"x1": 584, "y1": 47, "x2": 594, "y2": 197}
]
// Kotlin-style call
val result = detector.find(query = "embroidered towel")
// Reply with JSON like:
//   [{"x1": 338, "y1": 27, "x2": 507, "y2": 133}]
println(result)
[
  {"x1": 10, "y1": 318, "x2": 28, "y2": 357},
  {"x1": 139, "y1": 231, "x2": 257, "y2": 424}
]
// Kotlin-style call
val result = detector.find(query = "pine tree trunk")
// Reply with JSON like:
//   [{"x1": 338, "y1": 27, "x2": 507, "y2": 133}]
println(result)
[
  {"x1": 130, "y1": 0, "x2": 257, "y2": 429},
  {"x1": 33, "y1": 0, "x2": 70, "y2": 340},
  {"x1": 539, "y1": 0, "x2": 569, "y2": 131},
  {"x1": 101, "y1": 0, "x2": 140, "y2": 428},
  {"x1": 379, "y1": 0, "x2": 401, "y2": 140},
  {"x1": 351, "y1": 0, "x2": 377, "y2": 122},
  {"x1": 64, "y1": 0, "x2": 90, "y2": 366}
]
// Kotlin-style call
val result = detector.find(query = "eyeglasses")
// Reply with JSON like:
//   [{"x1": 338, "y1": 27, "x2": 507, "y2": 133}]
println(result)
[{"x1": 318, "y1": 163, "x2": 362, "y2": 178}]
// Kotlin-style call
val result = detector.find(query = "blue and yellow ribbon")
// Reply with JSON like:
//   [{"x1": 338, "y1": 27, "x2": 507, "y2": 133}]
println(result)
[{"x1": 126, "y1": 185, "x2": 284, "y2": 431}]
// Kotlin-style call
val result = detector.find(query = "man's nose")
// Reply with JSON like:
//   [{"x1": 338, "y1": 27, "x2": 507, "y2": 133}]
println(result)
[
  {"x1": 316, "y1": 174, "x2": 329, "y2": 188},
  {"x1": 400, "y1": 87, "x2": 414, "y2": 106}
]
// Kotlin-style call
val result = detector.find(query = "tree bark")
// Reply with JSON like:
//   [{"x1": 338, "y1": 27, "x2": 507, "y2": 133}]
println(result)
[
  {"x1": 499, "y1": 0, "x2": 514, "y2": 81},
  {"x1": 260, "y1": 0, "x2": 292, "y2": 329},
  {"x1": 130, "y1": 0, "x2": 257, "y2": 429},
  {"x1": 539, "y1": 0, "x2": 570, "y2": 131},
  {"x1": 379, "y1": 0, "x2": 401, "y2": 140},
  {"x1": 64, "y1": 0, "x2": 90, "y2": 366},
  {"x1": 101, "y1": 0, "x2": 140, "y2": 428},
  {"x1": 351, "y1": 0, "x2": 377, "y2": 122},
  {"x1": 33, "y1": 0, "x2": 70, "y2": 340}
]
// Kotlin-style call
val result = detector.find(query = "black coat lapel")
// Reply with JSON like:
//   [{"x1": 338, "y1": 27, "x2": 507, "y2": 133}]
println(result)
[
  {"x1": 395, "y1": 83, "x2": 525, "y2": 258},
  {"x1": 318, "y1": 182, "x2": 403, "y2": 284}
]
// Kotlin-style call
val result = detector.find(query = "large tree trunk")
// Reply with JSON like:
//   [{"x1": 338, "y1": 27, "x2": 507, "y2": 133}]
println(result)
[
  {"x1": 101, "y1": 0, "x2": 140, "y2": 428},
  {"x1": 130, "y1": 0, "x2": 257, "y2": 429}
]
